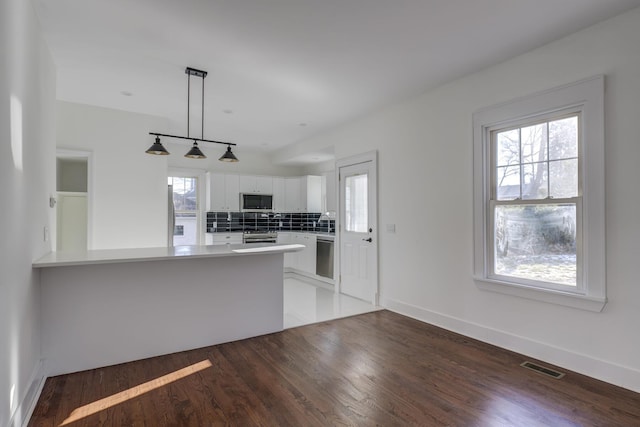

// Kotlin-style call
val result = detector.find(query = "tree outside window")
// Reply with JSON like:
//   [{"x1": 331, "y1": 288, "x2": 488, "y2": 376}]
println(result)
[
  {"x1": 491, "y1": 115, "x2": 579, "y2": 287},
  {"x1": 169, "y1": 176, "x2": 199, "y2": 246}
]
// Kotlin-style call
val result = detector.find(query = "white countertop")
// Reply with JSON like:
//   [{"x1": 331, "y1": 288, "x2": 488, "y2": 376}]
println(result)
[
  {"x1": 33, "y1": 243, "x2": 305, "y2": 268},
  {"x1": 277, "y1": 231, "x2": 336, "y2": 239}
]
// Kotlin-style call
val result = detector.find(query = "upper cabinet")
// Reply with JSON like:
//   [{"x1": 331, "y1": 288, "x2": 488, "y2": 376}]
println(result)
[
  {"x1": 284, "y1": 177, "x2": 302, "y2": 212},
  {"x1": 239, "y1": 175, "x2": 273, "y2": 194},
  {"x1": 285, "y1": 176, "x2": 322, "y2": 212},
  {"x1": 208, "y1": 173, "x2": 322, "y2": 213},
  {"x1": 207, "y1": 173, "x2": 240, "y2": 211},
  {"x1": 272, "y1": 177, "x2": 285, "y2": 212},
  {"x1": 303, "y1": 175, "x2": 322, "y2": 213},
  {"x1": 323, "y1": 171, "x2": 336, "y2": 213}
]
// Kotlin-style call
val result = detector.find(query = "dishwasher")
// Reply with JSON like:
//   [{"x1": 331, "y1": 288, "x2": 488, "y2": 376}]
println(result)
[{"x1": 316, "y1": 236, "x2": 334, "y2": 279}]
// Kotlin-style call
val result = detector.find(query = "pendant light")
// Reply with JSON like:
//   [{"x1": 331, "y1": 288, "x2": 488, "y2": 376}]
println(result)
[
  {"x1": 219, "y1": 145, "x2": 239, "y2": 162},
  {"x1": 145, "y1": 136, "x2": 170, "y2": 155},
  {"x1": 185, "y1": 142, "x2": 206, "y2": 159},
  {"x1": 147, "y1": 67, "x2": 239, "y2": 161}
]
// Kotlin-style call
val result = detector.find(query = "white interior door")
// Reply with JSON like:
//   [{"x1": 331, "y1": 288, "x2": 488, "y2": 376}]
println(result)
[
  {"x1": 57, "y1": 192, "x2": 88, "y2": 251},
  {"x1": 338, "y1": 152, "x2": 378, "y2": 304}
]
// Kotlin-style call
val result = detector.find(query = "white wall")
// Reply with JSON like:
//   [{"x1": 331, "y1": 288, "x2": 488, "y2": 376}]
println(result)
[
  {"x1": 302, "y1": 159, "x2": 335, "y2": 175},
  {"x1": 57, "y1": 102, "x2": 170, "y2": 249},
  {"x1": 286, "y1": 8, "x2": 640, "y2": 391},
  {"x1": 166, "y1": 142, "x2": 305, "y2": 176},
  {"x1": 56, "y1": 102, "x2": 305, "y2": 250},
  {"x1": 0, "y1": 0, "x2": 56, "y2": 425}
]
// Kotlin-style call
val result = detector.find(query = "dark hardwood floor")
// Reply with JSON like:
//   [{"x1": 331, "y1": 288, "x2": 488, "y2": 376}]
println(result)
[{"x1": 29, "y1": 310, "x2": 640, "y2": 426}]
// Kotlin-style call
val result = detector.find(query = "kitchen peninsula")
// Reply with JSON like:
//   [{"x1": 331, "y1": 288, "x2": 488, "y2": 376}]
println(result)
[{"x1": 34, "y1": 243, "x2": 303, "y2": 376}]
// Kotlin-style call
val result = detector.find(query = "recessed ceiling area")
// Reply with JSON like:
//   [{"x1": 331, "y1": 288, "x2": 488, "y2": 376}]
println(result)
[{"x1": 34, "y1": 0, "x2": 640, "y2": 163}]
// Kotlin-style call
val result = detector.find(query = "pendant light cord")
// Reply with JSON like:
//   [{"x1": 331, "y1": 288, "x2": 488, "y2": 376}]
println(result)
[
  {"x1": 201, "y1": 75, "x2": 205, "y2": 140},
  {"x1": 147, "y1": 66, "x2": 237, "y2": 160},
  {"x1": 187, "y1": 71, "x2": 191, "y2": 138}
]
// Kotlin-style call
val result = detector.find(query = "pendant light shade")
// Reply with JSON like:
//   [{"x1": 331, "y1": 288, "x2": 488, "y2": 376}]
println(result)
[
  {"x1": 185, "y1": 142, "x2": 206, "y2": 159},
  {"x1": 219, "y1": 145, "x2": 239, "y2": 162},
  {"x1": 147, "y1": 67, "x2": 239, "y2": 161},
  {"x1": 146, "y1": 136, "x2": 170, "y2": 155}
]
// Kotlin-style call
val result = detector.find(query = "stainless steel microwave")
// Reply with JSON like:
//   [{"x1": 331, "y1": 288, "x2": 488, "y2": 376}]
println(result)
[{"x1": 240, "y1": 193, "x2": 273, "y2": 211}]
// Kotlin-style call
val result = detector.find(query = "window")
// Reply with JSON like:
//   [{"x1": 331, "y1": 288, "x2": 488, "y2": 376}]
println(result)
[
  {"x1": 344, "y1": 173, "x2": 368, "y2": 233},
  {"x1": 473, "y1": 76, "x2": 605, "y2": 311},
  {"x1": 169, "y1": 176, "x2": 200, "y2": 246}
]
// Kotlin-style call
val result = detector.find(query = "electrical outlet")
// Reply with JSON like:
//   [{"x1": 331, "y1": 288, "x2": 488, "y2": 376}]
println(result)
[
  {"x1": 386, "y1": 224, "x2": 396, "y2": 233},
  {"x1": 44, "y1": 226, "x2": 49, "y2": 242}
]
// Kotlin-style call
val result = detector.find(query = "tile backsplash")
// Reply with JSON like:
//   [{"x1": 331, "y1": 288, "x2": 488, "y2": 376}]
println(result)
[{"x1": 206, "y1": 212, "x2": 335, "y2": 234}]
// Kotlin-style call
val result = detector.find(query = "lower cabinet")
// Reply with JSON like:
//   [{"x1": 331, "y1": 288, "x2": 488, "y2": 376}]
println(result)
[
  {"x1": 295, "y1": 233, "x2": 317, "y2": 275},
  {"x1": 278, "y1": 232, "x2": 317, "y2": 276},
  {"x1": 205, "y1": 233, "x2": 243, "y2": 245},
  {"x1": 277, "y1": 232, "x2": 294, "y2": 268}
]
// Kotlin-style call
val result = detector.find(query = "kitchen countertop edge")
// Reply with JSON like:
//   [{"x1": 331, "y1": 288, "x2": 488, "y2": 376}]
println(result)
[{"x1": 33, "y1": 244, "x2": 305, "y2": 268}]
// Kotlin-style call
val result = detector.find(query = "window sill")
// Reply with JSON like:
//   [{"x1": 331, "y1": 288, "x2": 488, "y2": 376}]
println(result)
[{"x1": 474, "y1": 277, "x2": 607, "y2": 312}]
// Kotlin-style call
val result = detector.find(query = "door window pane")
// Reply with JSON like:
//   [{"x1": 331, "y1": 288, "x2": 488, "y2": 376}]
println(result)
[{"x1": 345, "y1": 174, "x2": 368, "y2": 233}]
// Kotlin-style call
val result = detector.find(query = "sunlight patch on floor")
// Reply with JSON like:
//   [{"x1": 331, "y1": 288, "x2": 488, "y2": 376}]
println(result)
[{"x1": 60, "y1": 359, "x2": 212, "y2": 425}]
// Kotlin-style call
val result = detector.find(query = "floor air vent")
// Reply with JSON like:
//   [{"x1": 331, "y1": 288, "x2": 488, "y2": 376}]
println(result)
[{"x1": 520, "y1": 361, "x2": 565, "y2": 379}]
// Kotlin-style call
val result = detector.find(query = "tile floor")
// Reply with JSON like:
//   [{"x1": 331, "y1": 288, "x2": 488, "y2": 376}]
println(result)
[{"x1": 283, "y1": 277, "x2": 380, "y2": 329}]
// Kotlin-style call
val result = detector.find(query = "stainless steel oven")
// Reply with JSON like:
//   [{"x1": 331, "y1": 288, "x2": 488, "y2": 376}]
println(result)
[{"x1": 243, "y1": 231, "x2": 277, "y2": 244}]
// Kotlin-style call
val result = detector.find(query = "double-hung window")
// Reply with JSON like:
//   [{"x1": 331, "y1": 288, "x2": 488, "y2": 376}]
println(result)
[{"x1": 473, "y1": 76, "x2": 606, "y2": 311}]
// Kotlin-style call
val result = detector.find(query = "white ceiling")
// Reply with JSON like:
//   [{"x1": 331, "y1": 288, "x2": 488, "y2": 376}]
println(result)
[{"x1": 34, "y1": 0, "x2": 640, "y2": 162}]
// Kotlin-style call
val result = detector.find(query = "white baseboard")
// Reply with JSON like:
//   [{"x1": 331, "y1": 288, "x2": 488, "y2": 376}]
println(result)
[
  {"x1": 380, "y1": 296, "x2": 640, "y2": 393},
  {"x1": 6, "y1": 359, "x2": 46, "y2": 427}
]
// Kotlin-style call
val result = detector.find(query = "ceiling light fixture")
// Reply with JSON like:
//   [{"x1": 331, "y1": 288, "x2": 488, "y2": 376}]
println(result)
[{"x1": 146, "y1": 67, "x2": 238, "y2": 162}]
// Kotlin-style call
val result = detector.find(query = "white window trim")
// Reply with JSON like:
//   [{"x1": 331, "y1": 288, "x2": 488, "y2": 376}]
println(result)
[{"x1": 473, "y1": 76, "x2": 606, "y2": 312}]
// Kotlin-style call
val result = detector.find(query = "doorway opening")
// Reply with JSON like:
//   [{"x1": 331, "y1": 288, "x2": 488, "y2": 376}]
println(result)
[
  {"x1": 168, "y1": 172, "x2": 205, "y2": 246},
  {"x1": 56, "y1": 150, "x2": 91, "y2": 251}
]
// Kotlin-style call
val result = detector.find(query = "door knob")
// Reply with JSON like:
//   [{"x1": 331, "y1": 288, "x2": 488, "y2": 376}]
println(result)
[{"x1": 363, "y1": 237, "x2": 372, "y2": 242}]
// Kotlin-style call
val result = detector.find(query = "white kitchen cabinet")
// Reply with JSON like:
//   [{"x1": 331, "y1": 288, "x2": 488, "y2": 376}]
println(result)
[
  {"x1": 277, "y1": 232, "x2": 295, "y2": 268},
  {"x1": 290, "y1": 233, "x2": 316, "y2": 275},
  {"x1": 272, "y1": 177, "x2": 286, "y2": 212},
  {"x1": 323, "y1": 171, "x2": 336, "y2": 213},
  {"x1": 284, "y1": 177, "x2": 302, "y2": 212},
  {"x1": 208, "y1": 173, "x2": 240, "y2": 211},
  {"x1": 302, "y1": 175, "x2": 322, "y2": 213},
  {"x1": 239, "y1": 175, "x2": 273, "y2": 194},
  {"x1": 206, "y1": 232, "x2": 243, "y2": 245},
  {"x1": 300, "y1": 233, "x2": 317, "y2": 274},
  {"x1": 284, "y1": 176, "x2": 322, "y2": 213},
  {"x1": 255, "y1": 176, "x2": 273, "y2": 194},
  {"x1": 209, "y1": 173, "x2": 321, "y2": 213}
]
